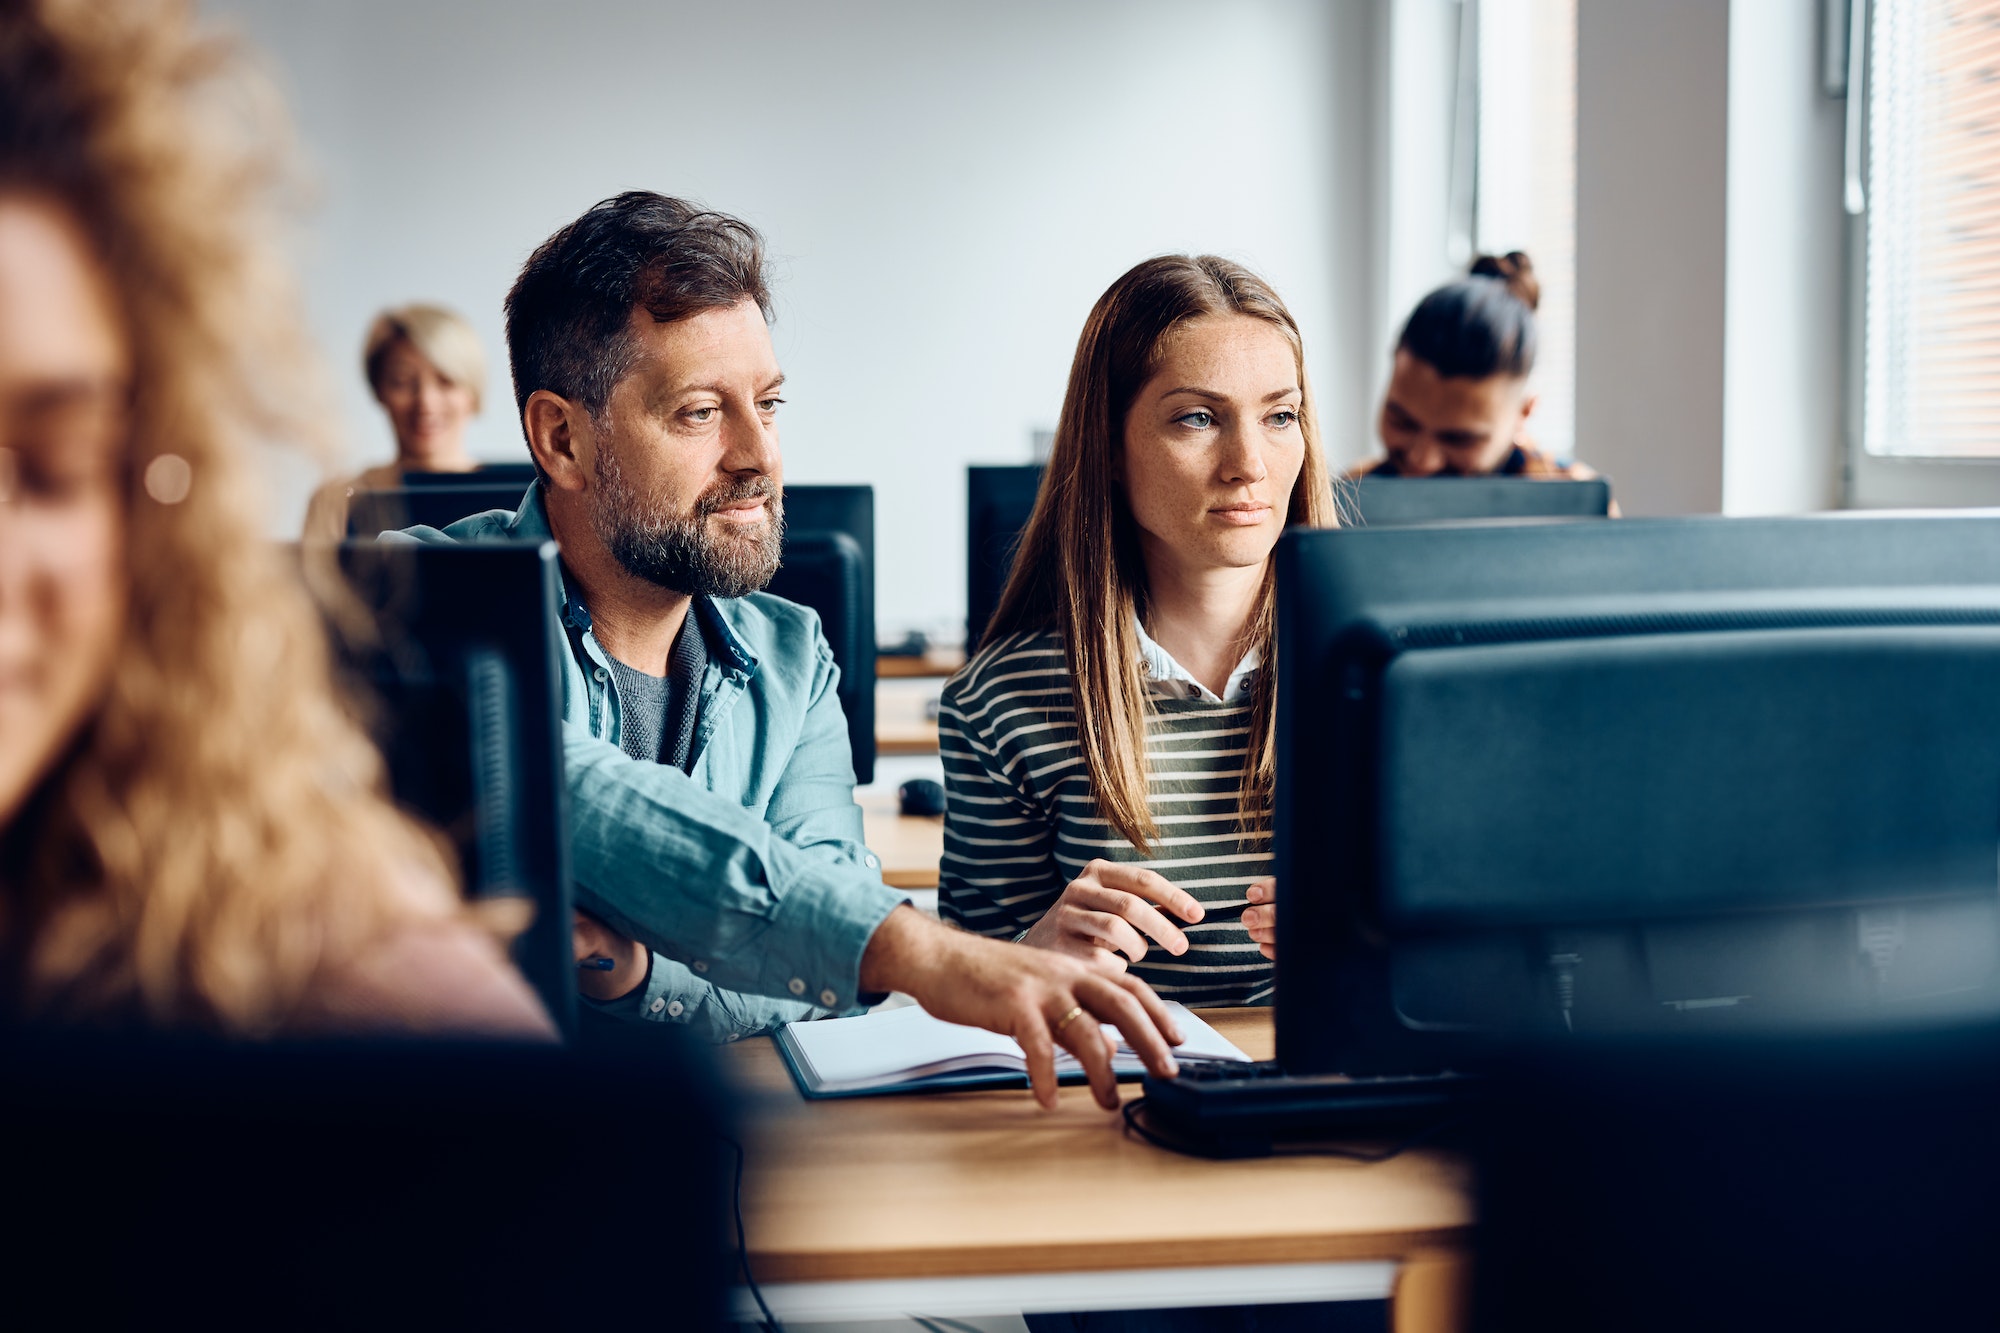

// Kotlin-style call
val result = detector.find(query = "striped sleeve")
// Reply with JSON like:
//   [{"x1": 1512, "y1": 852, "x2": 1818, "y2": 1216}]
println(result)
[{"x1": 938, "y1": 638, "x2": 1067, "y2": 937}]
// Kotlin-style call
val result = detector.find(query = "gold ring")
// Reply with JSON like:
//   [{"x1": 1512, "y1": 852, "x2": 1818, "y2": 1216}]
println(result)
[{"x1": 1052, "y1": 1005, "x2": 1086, "y2": 1035}]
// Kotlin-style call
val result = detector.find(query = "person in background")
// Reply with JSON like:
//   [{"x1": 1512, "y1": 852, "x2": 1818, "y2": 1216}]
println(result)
[
  {"x1": 1353, "y1": 252, "x2": 1610, "y2": 491},
  {"x1": 939, "y1": 255, "x2": 1334, "y2": 1008},
  {"x1": 403, "y1": 192, "x2": 1184, "y2": 1108},
  {"x1": 0, "y1": 0, "x2": 550, "y2": 1039},
  {"x1": 302, "y1": 303, "x2": 488, "y2": 539}
]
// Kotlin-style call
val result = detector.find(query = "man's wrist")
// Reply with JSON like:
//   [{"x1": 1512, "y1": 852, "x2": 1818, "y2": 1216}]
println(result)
[{"x1": 858, "y1": 903, "x2": 951, "y2": 998}]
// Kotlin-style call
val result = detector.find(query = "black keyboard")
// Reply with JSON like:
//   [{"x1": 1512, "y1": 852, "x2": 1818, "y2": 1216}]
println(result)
[{"x1": 1140, "y1": 1062, "x2": 1474, "y2": 1151}]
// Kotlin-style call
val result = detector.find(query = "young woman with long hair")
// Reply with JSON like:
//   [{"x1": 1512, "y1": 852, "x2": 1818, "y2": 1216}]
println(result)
[
  {"x1": 938, "y1": 255, "x2": 1334, "y2": 1007},
  {"x1": 0, "y1": 0, "x2": 549, "y2": 1037}
]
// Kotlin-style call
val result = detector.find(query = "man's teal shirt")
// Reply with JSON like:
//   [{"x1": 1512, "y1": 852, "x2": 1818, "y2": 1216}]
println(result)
[{"x1": 397, "y1": 485, "x2": 904, "y2": 1040}]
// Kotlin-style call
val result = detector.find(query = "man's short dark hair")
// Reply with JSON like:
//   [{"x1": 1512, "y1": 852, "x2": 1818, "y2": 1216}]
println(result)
[{"x1": 505, "y1": 191, "x2": 772, "y2": 432}]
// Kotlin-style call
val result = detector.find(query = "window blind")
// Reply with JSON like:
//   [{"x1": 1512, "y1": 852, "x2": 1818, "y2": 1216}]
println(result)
[{"x1": 1864, "y1": 0, "x2": 2000, "y2": 458}]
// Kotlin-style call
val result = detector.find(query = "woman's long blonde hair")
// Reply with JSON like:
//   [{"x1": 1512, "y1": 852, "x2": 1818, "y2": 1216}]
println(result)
[
  {"x1": 0, "y1": 0, "x2": 462, "y2": 1031},
  {"x1": 984, "y1": 255, "x2": 1335, "y2": 854}
]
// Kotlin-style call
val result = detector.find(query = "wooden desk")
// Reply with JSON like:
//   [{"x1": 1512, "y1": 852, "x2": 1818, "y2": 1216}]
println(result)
[
  {"x1": 726, "y1": 1009, "x2": 1474, "y2": 1329},
  {"x1": 877, "y1": 676, "x2": 942, "y2": 756},
  {"x1": 859, "y1": 792, "x2": 943, "y2": 889},
  {"x1": 878, "y1": 648, "x2": 967, "y2": 679}
]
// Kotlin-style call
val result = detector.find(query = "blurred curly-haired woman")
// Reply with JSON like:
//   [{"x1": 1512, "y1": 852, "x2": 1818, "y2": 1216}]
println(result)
[{"x1": 0, "y1": 0, "x2": 551, "y2": 1037}]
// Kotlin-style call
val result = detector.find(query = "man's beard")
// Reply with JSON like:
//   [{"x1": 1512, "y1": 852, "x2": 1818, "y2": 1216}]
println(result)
[{"x1": 592, "y1": 446, "x2": 785, "y2": 599}]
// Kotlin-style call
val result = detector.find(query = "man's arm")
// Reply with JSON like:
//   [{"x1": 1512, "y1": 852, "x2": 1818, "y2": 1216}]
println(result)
[
  {"x1": 564, "y1": 733, "x2": 1184, "y2": 1105},
  {"x1": 574, "y1": 913, "x2": 830, "y2": 1039},
  {"x1": 760, "y1": 624, "x2": 876, "y2": 873},
  {"x1": 563, "y1": 725, "x2": 900, "y2": 1013}
]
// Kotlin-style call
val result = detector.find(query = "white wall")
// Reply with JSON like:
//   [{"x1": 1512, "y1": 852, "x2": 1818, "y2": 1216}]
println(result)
[
  {"x1": 1575, "y1": 0, "x2": 1730, "y2": 517},
  {"x1": 208, "y1": 0, "x2": 1376, "y2": 640},
  {"x1": 1722, "y1": 0, "x2": 1844, "y2": 515}
]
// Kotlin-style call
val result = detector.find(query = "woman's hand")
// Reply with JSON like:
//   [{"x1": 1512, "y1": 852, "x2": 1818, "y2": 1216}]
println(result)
[
  {"x1": 1018, "y1": 859, "x2": 1205, "y2": 972},
  {"x1": 572, "y1": 909, "x2": 649, "y2": 1002},
  {"x1": 1242, "y1": 878, "x2": 1276, "y2": 960}
]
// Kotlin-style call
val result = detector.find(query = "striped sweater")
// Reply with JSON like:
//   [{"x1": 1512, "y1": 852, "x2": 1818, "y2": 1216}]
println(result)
[{"x1": 938, "y1": 629, "x2": 1274, "y2": 1006}]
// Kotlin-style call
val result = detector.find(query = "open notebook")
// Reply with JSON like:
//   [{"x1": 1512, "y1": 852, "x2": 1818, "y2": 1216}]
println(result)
[{"x1": 775, "y1": 1000, "x2": 1253, "y2": 1099}]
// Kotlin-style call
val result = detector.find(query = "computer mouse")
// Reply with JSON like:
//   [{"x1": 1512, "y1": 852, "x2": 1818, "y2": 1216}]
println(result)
[{"x1": 898, "y1": 778, "x2": 946, "y2": 818}]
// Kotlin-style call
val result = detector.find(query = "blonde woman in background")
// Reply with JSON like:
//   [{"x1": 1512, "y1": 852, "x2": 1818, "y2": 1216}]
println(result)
[
  {"x1": 303, "y1": 302, "x2": 488, "y2": 538},
  {"x1": 0, "y1": 0, "x2": 550, "y2": 1037}
]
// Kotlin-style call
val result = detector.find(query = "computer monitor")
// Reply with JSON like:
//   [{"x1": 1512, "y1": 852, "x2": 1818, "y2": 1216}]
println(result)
[
  {"x1": 347, "y1": 483, "x2": 528, "y2": 537},
  {"x1": 397, "y1": 461, "x2": 539, "y2": 488},
  {"x1": 1274, "y1": 513, "x2": 2000, "y2": 1075},
  {"x1": 0, "y1": 1028, "x2": 733, "y2": 1327},
  {"x1": 332, "y1": 539, "x2": 575, "y2": 1037},
  {"x1": 770, "y1": 484, "x2": 876, "y2": 784},
  {"x1": 1475, "y1": 1023, "x2": 2000, "y2": 1331},
  {"x1": 966, "y1": 464, "x2": 1045, "y2": 653},
  {"x1": 1343, "y1": 475, "x2": 1611, "y2": 526}
]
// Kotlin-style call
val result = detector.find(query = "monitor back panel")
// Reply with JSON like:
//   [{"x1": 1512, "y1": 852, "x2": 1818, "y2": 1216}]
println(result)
[
  {"x1": 334, "y1": 539, "x2": 575, "y2": 1036},
  {"x1": 774, "y1": 484, "x2": 876, "y2": 783},
  {"x1": 1345, "y1": 475, "x2": 1611, "y2": 526},
  {"x1": 1275, "y1": 515, "x2": 2000, "y2": 1072},
  {"x1": 966, "y1": 464, "x2": 1045, "y2": 653},
  {"x1": 348, "y1": 484, "x2": 528, "y2": 537}
]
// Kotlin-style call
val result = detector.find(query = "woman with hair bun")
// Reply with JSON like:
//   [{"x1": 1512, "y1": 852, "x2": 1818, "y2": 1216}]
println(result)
[
  {"x1": 1355, "y1": 251, "x2": 1609, "y2": 489},
  {"x1": 0, "y1": 0, "x2": 550, "y2": 1038}
]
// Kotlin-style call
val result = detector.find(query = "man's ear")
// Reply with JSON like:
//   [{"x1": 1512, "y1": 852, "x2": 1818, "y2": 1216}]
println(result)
[
  {"x1": 1517, "y1": 391, "x2": 1540, "y2": 425},
  {"x1": 523, "y1": 390, "x2": 590, "y2": 492}
]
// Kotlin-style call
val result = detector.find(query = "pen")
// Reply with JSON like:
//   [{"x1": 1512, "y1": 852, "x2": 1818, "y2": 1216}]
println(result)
[{"x1": 578, "y1": 956, "x2": 617, "y2": 971}]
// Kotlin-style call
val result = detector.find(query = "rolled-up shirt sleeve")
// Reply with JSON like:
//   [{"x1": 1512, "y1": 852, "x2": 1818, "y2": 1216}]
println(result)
[{"x1": 563, "y1": 727, "x2": 904, "y2": 1013}]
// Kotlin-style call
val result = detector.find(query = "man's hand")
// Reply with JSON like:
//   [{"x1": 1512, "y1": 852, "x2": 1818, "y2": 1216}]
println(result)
[
  {"x1": 1018, "y1": 860, "x2": 1205, "y2": 972},
  {"x1": 1242, "y1": 878, "x2": 1277, "y2": 961},
  {"x1": 860, "y1": 905, "x2": 1185, "y2": 1111},
  {"x1": 573, "y1": 909, "x2": 650, "y2": 1002}
]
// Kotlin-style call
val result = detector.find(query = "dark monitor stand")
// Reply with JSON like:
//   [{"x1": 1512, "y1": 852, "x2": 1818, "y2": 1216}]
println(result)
[
  {"x1": 966, "y1": 464, "x2": 1045, "y2": 653},
  {"x1": 332, "y1": 539, "x2": 575, "y2": 1038},
  {"x1": 1343, "y1": 475, "x2": 1611, "y2": 525},
  {"x1": 772, "y1": 484, "x2": 876, "y2": 785}
]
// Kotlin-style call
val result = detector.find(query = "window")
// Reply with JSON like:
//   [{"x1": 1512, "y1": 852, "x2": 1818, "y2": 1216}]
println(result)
[
  {"x1": 1863, "y1": 0, "x2": 2000, "y2": 458},
  {"x1": 1475, "y1": 0, "x2": 1578, "y2": 464}
]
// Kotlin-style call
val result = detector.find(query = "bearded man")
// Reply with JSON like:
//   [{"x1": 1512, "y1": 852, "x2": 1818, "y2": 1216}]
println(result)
[{"x1": 398, "y1": 193, "x2": 1181, "y2": 1104}]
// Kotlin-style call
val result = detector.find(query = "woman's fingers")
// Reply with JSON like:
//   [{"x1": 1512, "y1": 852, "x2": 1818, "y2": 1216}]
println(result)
[
  {"x1": 1068, "y1": 881, "x2": 1192, "y2": 955},
  {"x1": 1242, "y1": 904, "x2": 1276, "y2": 943},
  {"x1": 1073, "y1": 908, "x2": 1154, "y2": 964},
  {"x1": 1090, "y1": 861, "x2": 1206, "y2": 924}
]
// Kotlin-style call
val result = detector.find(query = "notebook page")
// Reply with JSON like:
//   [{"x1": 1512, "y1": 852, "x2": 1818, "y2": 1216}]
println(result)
[
  {"x1": 787, "y1": 1002, "x2": 1023, "y2": 1089},
  {"x1": 785, "y1": 1001, "x2": 1253, "y2": 1091}
]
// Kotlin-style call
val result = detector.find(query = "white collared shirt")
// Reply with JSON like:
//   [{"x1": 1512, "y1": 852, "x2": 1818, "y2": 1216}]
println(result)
[{"x1": 1133, "y1": 615, "x2": 1261, "y2": 704}]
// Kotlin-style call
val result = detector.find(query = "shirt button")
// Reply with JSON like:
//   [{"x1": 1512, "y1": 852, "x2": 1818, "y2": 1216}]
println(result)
[
  {"x1": 787, "y1": 977, "x2": 807, "y2": 996},
  {"x1": 692, "y1": 960, "x2": 709, "y2": 974},
  {"x1": 593, "y1": 667, "x2": 608, "y2": 682},
  {"x1": 864, "y1": 855, "x2": 879, "y2": 869},
  {"x1": 666, "y1": 1000, "x2": 685, "y2": 1018},
  {"x1": 819, "y1": 989, "x2": 838, "y2": 1007},
  {"x1": 648, "y1": 997, "x2": 666, "y2": 1014},
  {"x1": 725, "y1": 1033, "x2": 741, "y2": 1043}
]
